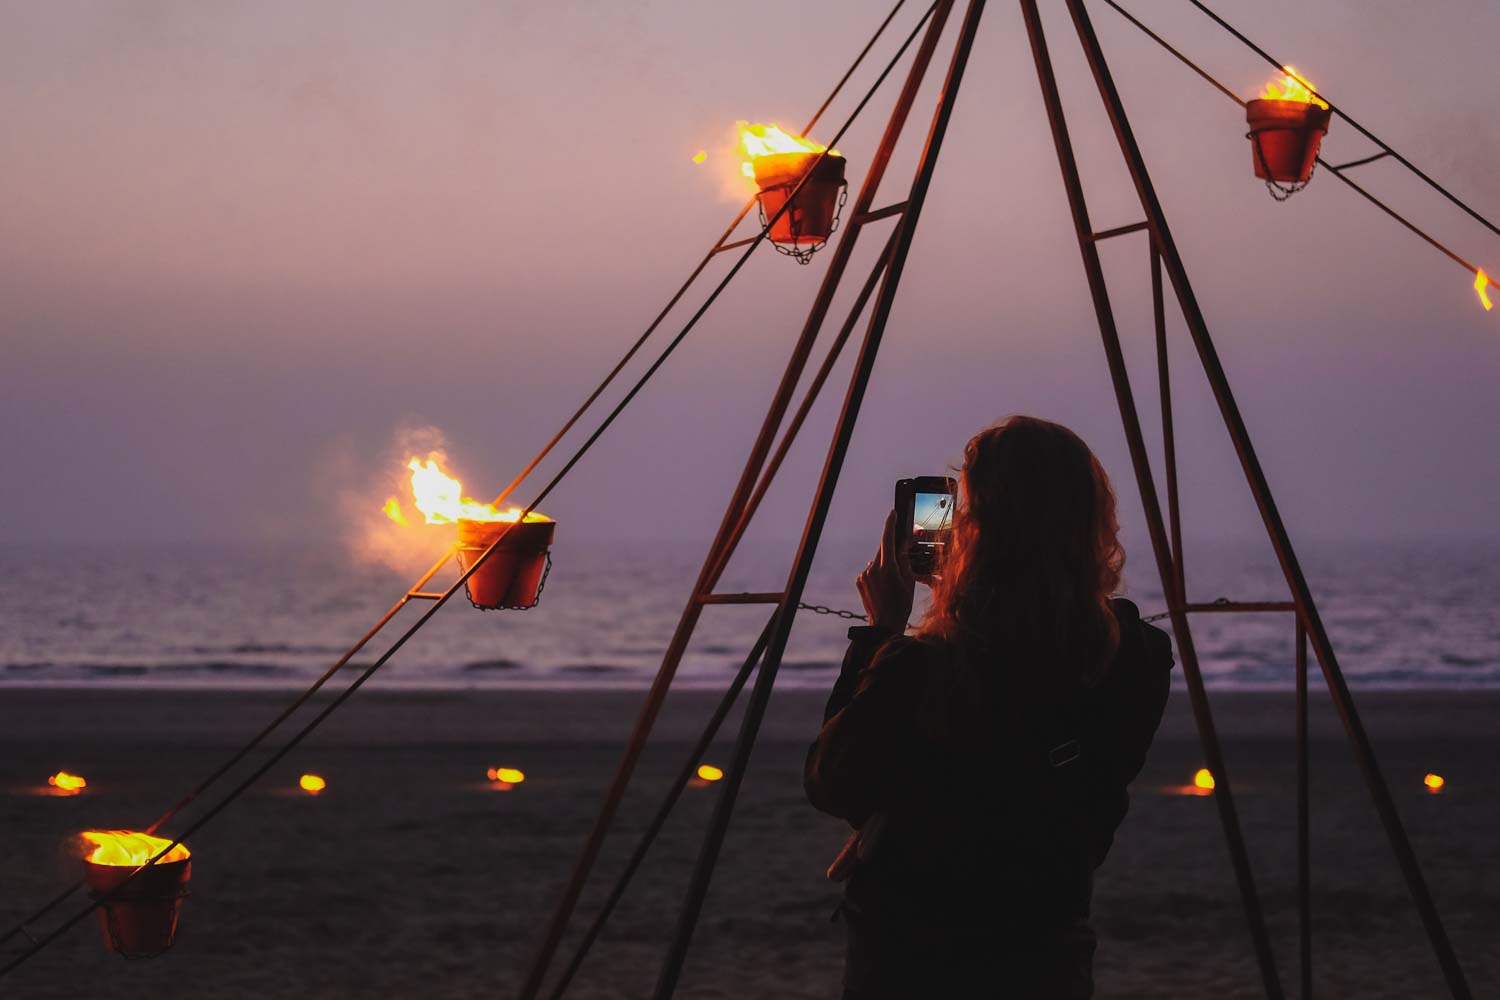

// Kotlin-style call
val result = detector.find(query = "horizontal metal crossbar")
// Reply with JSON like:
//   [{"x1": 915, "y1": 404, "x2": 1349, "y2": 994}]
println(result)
[
  {"x1": 1183, "y1": 600, "x2": 1297, "y2": 614},
  {"x1": 1330, "y1": 151, "x2": 1392, "y2": 171},
  {"x1": 711, "y1": 236, "x2": 760, "y2": 255},
  {"x1": 1091, "y1": 220, "x2": 1150, "y2": 241},
  {"x1": 850, "y1": 200, "x2": 909, "y2": 225},
  {"x1": 697, "y1": 592, "x2": 786, "y2": 605}
]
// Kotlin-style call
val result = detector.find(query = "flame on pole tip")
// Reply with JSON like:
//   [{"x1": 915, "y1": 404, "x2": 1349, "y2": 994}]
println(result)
[
  {"x1": 1261, "y1": 66, "x2": 1328, "y2": 109},
  {"x1": 49, "y1": 771, "x2": 87, "y2": 792},
  {"x1": 1476, "y1": 269, "x2": 1493, "y2": 311},
  {"x1": 82, "y1": 831, "x2": 190, "y2": 866}
]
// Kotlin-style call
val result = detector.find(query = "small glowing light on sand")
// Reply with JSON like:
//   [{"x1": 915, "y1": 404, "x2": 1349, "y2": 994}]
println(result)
[
  {"x1": 1423, "y1": 773, "x2": 1446, "y2": 793},
  {"x1": 1193, "y1": 768, "x2": 1216, "y2": 792},
  {"x1": 692, "y1": 150, "x2": 708, "y2": 165},
  {"x1": 48, "y1": 771, "x2": 87, "y2": 793},
  {"x1": 696, "y1": 765, "x2": 724, "y2": 782},
  {"x1": 299, "y1": 774, "x2": 326, "y2": 795}
]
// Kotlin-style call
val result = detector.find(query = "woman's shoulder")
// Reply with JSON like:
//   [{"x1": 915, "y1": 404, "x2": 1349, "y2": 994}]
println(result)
[{"x1": 1109, "y1": 597, "x2": 1175, "y2": 675}]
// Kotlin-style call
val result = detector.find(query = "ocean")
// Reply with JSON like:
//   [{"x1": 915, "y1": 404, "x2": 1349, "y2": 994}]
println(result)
[{"x1": 2, "y1": 537, "x2": 1496, "y2": 690}]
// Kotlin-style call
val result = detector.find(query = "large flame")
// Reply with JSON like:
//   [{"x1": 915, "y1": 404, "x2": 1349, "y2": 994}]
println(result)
[
  {"x1": 383, "y1": 454, "x2": 550, "y2": 526},
  {"x1": 737, "y1": 122, "x2": 840, "y2": 181},
  {"x1": 1261, "y1": 66, "x2": 1328, "y2": 109},
  {"x1": 82, "y1": 831, "x2": 190, "y2": 867},
  {"x1": 1476, "y1": 269, "x2": 1493, "y2": 311}
]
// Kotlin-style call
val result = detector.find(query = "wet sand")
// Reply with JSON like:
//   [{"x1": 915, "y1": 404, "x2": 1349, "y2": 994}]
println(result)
[{"x1": 1, "y1": 687, "x2": 1495, "y2": 998}]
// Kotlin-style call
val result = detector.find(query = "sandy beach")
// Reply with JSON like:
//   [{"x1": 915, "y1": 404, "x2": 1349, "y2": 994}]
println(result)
[{"x1": 1, "y1": 686, "x2": 1494, "y2": 998}]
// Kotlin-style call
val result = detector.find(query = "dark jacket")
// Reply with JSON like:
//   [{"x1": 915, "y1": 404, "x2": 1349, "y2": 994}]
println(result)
[{"x1": 805, "y1": 597, "x2": 1174, "y2": 930}]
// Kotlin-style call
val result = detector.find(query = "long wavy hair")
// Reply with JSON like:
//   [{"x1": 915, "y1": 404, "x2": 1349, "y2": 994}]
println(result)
[{"x1": 917, "y1": 416, "x2": 1125, "y2": 694}]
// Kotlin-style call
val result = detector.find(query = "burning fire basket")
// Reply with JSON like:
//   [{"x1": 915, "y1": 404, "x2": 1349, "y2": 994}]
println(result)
[
  {"x1": 80, "y1": 832, "x2": 191, "y2": 959},
  {"x1": 1245, "y1": 68, "x2": 1332, "y2": 201},
  {"x1": 455, "y1": 515, "x2": 555, "y2": 610},
  {"x1": 741, "y1": 123, "x2": 848, "y2": 264}
]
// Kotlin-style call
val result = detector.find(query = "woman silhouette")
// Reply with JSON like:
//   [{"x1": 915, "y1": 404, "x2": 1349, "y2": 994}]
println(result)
[{"x1": 806, "y1": 416, "x2": 1174, "y2": 999}]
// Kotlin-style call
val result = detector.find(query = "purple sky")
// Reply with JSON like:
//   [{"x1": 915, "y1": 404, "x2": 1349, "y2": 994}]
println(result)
[{"x1": 3, "y1": 0, "x2": 1498, "y2": 556}]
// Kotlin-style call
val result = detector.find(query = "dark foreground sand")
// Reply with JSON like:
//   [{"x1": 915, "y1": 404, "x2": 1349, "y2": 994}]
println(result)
[{"x1": 1, "y1": 687, "x2": 1495, "y2": 999}]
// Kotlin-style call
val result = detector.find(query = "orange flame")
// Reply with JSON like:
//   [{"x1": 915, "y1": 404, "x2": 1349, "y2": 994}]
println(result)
[
  {"x1": 1423, "y1": 772, "x2": 1446, "y2": 792},
  {"x1": 1476, "y1": 269, "x2": 1493, "y2": 311},
  {"x1": 82, "y1": 831, "x2": 190, "y2": 866},
  {"x1": 1193, "y1": 768, "x2": 1216, "y2": 791},
  {"x1": 48, "y1": 771, "x2": 87, "y2": 792},
  {"x1": 1262, "y1": 66, "x2": 1328, "y2": 109},
  {"x1": 696, "y1": 764, "x2": 724, "y2": 782},
  {"x1": 737, "y1": 122, "x2": 840, "y2": 182},
  {"x1": 486, "y1": 767, "x2": 525, "y2": 784},
  {"x1": 299, "y1": 773, "x2": 326, "y2": 795},
  {"x1": 383, "y1": 454, "x2": 551, "y2": 526}
]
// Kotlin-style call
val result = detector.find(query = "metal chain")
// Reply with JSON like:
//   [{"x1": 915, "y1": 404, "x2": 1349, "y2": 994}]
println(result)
[
  {"x1": 759, "y1": 180, "x2": 850, "y2": 265},
  {"x1": 796, "y1": 601, "x2": 868, "y2": 621},
  {"x1": 462, "y1": 551, "x2": 553, "y2": 611},
  {"x1": 1248, "y1": 127, "x2": 1315, "y2": 201}
]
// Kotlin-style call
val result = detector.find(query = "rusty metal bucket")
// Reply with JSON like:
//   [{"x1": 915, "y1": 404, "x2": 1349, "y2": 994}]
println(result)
[
  {"x1": 83, "y1": 856, "x2": 191, "y2": 958},
  {"x1": 752, "y1": 152, "x2": 847, "y2": 248},
  {"x1": 1245, "y1": 98, "x2": 1331, "y2": 184},
  {"x1": 456, "y1": 518, "x2": 555, "y2": 610}
]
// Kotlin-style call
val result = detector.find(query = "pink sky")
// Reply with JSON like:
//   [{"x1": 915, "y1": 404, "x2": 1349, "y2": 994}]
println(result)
[{"x1": 3, "y1": 0, "x2": 1498, "y2": 549}]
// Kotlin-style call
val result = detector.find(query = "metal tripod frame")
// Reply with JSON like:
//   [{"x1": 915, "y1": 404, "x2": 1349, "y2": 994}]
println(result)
[{"x1": 520, "y1": 2, "x2": 1473, "y2": 998}]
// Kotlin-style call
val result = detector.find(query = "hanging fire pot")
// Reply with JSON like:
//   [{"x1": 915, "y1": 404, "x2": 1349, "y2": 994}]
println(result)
[
  {"x1": 752, "y1": 152, "x2": 847, "y2": 254},
  {"x1": 81, "y1": 832, "x2": 191, "y2": 959},
  {"x1": 456, "y1": 515, "x2": 555, "y2": 610},
  {"x1": 1244, "y1": 99, "x2": 1331, "y2": 185}
]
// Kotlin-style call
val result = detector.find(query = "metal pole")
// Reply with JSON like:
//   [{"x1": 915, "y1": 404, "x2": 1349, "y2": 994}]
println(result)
[
  {"x1": 652, "y1": 3, "x2": 986, "y2": 995},
  {"x1": 1296, "y1": 617, "x2": 1311, "y2": 998},
  {"x1": 543, "y1": 618, "x2": 776, "y2": 1000},
  {"x1": 515, "y1": 7, "x2": 957, "y2": 996},
  {"x1": 1061, "y1": 1, "x2": 1470, "y2": 995},
  {"x1": 1152, "y1": 241, "x2": 1185, "y2": 602},
  {"x1": 1018, "y1": 2, "x2": 1284, "y2": 995}
]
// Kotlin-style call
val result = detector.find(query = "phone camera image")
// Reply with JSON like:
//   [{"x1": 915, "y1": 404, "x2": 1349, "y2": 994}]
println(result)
[{"x1": 912, "y1": 492, "x2": 954, "y2": 551}]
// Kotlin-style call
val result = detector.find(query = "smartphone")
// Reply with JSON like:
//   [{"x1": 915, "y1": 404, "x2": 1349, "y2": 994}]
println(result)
[{"x1": 895, "y1": 476, "x2": 957, "y2": 577}]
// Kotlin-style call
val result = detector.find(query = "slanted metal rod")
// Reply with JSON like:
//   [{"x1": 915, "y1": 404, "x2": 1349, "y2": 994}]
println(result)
[
  {"x1": 514, "y1": 6, "x2": 951, "y2": 996},
  {"x1": 541, "y1": 618, "x2": 775, "y2": 1000},
  {"x1": 407, "y1": 591, "x2": 448, "y2": 600},
  {"x1": 1296, "y1": 617, "x2": 1312, "y2": 998},
  {"x1": 1024, "y1": 1, "x2": 1283, "y2": 994},
  {"x1": 653, "y1": 3, "x2": 985, "y2": 994},
  {"x1": 1092, "y1": 219, "x2": 1150, "y2": 241},
  {"x1": 1063, "y1": 0, "x2": 1471, "y2": 994},
  {"x1": 1153, "y1": 240, "x2": 1186, "y2": 602}
]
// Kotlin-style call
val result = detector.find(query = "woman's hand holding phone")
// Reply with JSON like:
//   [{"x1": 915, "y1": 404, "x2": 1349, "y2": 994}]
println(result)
[{"x1": 856, "y1": 510, "x2": 915, "y2": 634}]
